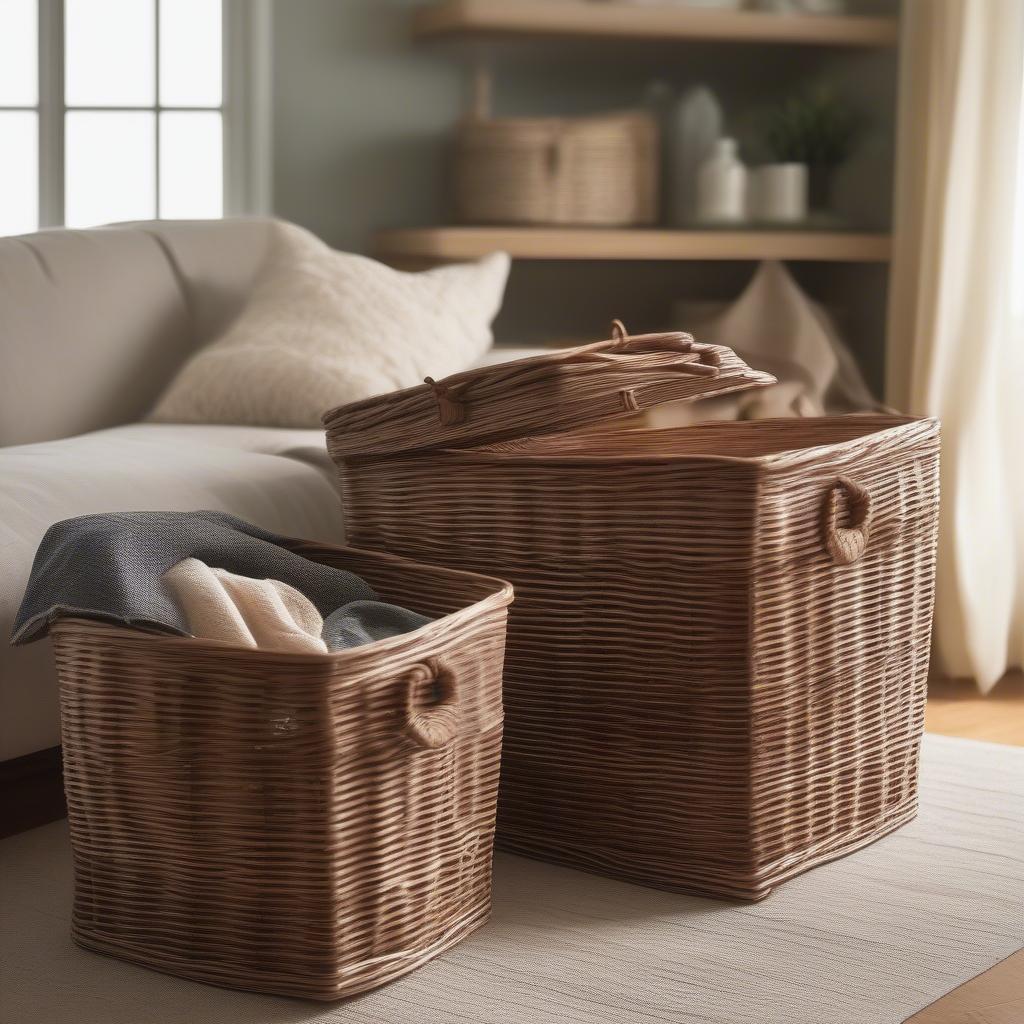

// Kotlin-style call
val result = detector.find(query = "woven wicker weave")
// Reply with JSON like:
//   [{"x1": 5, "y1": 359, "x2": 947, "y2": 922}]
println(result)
[
  {"x1": 453, "y1": 111, "x2": 659, "y2": 226},
  {"x1": 53, "y1": 540, "x2": 512, "y2": 1000},
  {"x1": 324, "y1": 326, "x2": 941, "y2": 901}
]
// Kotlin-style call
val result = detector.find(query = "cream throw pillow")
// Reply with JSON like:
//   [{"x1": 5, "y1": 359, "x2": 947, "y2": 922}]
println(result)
[{"x1": 150, "y1": 223, "x2": 510, "y2": 428}]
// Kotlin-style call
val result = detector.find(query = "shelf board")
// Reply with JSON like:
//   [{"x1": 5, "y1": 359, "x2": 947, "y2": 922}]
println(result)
[
  {"x1": 413, "y1": 1, "x2": 899, "y2": 48},
  {"x1": 375, "y1": 227, "x2": 892, "y2": 263}
]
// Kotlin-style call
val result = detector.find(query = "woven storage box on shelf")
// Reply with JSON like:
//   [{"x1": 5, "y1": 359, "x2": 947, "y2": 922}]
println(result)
[
  {"x1": 53, "y1": 539, "x2": 512, "y2": 1000},
  {"x1": 324, "y1": 325, "x2": 941, "y2": 902},
  {"x1": 452, "y1": 111, "x2": 659, "y2": 226}
]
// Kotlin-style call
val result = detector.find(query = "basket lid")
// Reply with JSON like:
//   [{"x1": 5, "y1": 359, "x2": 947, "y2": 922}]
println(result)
[{"x1": 323, "y1": 320, "x2": 777, "y2": 458}]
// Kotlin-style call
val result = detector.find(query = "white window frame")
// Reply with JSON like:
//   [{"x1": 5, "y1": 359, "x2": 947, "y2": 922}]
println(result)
[{"x1": 19, "y1": 0, "x2": 272, "y2": 229}]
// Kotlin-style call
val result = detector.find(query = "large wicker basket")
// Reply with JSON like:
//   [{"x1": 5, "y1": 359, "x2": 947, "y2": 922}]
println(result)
[
  {"x1": 53, "y1": 539, "x2": 512, "y2": 1000},
  {"x1": 452, "y1": 111, "x2": 659, "y2": 226},
  {"x1": 324, "y1": 325, "x2": 941, "y2": 901}
]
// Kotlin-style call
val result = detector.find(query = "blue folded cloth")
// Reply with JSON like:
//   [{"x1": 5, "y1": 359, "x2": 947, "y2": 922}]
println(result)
[{"x1": 11, "y1": 510, "x2": 430, "y2": 651}]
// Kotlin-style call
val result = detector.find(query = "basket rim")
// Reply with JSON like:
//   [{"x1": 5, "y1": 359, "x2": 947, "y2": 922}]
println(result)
[
  {"x1": 49, "y1": 541, "x2": 514, "y2": 665},
  {"x1": 455, "y1": 109, "x2": 656, "y2": 132},
  {"x1": 400, "y1": 415, "x2": 939, "y2": 470}
]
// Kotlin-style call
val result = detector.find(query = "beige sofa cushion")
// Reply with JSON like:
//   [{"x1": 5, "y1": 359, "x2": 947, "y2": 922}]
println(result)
[
  {"x1": 0, "y1": 423, "x2": 344, "y2": 760},
  {"x1": 150, "y1": 223, "x2": 510, "y2": 429}
]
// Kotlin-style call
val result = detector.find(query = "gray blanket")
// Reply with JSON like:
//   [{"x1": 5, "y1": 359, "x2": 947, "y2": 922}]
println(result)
[{"x1": 11, "y1": 510, "x2": 430, "y2": 650}]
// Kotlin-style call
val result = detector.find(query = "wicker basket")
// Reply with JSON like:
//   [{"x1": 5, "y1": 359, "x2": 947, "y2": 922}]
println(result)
[
  {"x1": 53, "y1": 539, "x2": 512, "y2": 1000},
  {"x1": 324, "y1": 325, "x2": 941, "y2": 901},
  {"x1": 452, "y1": 111, "x2": 659, "y2": 226}
]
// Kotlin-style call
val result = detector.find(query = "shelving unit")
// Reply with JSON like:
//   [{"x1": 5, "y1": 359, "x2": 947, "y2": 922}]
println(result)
[
  {"x1": 383, "y1": 1, "x2": 900, "y2": 386},
  {"x1": 413, "y1": 1, "x2": 899, "y2": 49},
  {"x1": 375, "y1": 227, "x2": 892, "y2": 263},
  {"x1": 378, "y1": 3, "x2": 898, "y2": 268}
]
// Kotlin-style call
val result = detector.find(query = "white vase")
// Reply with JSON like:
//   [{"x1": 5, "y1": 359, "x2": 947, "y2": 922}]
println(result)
[
  {"x1": 695, "y1": 138, "x2": 747, "y2": 224},
  {"x1": 668, "y1": 86, "x2": 723, "y2": 226},
  {"x1": 752, "y1": 163, "x2": 808, "y2": 223}
]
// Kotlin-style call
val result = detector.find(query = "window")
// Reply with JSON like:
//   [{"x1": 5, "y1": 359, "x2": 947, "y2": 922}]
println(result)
[
  {"x1": 0, "y1": 0, "x2": 269, "y2": 237},
  {"x1": 0, "y1": 0, "x2": 39, "y2": 235}
]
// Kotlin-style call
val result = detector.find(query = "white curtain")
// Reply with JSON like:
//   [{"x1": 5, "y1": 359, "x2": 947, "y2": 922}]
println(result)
[{"x1": 887, "y1": 0, "x2": 1024, "y2": 691}]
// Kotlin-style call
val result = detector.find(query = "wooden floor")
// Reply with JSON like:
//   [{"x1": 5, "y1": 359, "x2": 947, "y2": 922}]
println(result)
[
  {"x1": 925, "y1": 671, "x2": 1024, "y2": 746},
  {"x1": 908, "y1": 672, "x2": 1024, "y2": 1023}
]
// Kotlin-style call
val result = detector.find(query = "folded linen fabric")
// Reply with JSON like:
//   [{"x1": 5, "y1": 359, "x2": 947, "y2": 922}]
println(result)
[
  {"x1": 661, "y1": 260, "x2": 881, "y2": 427},
  {"x1": 11, "y1": 510, "x2": 431, "y2": 650},
  {"x1": 163, "y1": 558, "x2": 330, "y2": 653}
]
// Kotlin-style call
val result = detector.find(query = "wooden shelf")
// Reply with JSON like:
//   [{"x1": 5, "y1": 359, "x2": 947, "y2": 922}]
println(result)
[
  {"x1": 375, "y1": 227, "x2": 892, "y2": 263},
  {"x1": 413, "y1": 1, "x2": 899, "y2": 48}
]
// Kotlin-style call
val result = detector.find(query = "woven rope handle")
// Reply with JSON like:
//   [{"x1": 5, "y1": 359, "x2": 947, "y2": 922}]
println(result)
[
  {"x1": 403, "y1": 660, "x2": 460, "y2": 750},
  {"x1": 603, "y1": 320, "x2": 720, "y2": 366},
  {"x1": 822, "y1": 477, "x2": 873, "y2": 566}
]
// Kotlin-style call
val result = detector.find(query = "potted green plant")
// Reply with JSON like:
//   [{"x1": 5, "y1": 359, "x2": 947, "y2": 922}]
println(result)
[{"x1": 756, "y1": 86, "x2": 859, "y2": 215}]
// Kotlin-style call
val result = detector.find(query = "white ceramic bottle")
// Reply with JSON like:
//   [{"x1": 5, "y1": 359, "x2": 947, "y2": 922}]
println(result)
[
  {"x1": 696, "y1": 137, "x2": 747, "y2": 224},
  {"x1": 668, "y1": 85, "x2": 723, "y2": 225}
]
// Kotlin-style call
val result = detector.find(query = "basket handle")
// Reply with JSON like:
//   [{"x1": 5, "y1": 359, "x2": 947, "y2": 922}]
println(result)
[
  {"x1": 587, "y1": 319, "x2": 721, "y2": 371},
  {"x1": 403, "y1": 659, "x2": 460, "y2": 750},
  {"x1": 423, "y1": 321, "x2": 720, "y2": 426},
  {"x1": 822, "y1": 477, "x2": 873, "y2": 566}
]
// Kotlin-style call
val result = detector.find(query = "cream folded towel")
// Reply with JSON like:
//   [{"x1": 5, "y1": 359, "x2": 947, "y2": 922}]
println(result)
[{"x1": 163, "y1": 557, "x2": 328, "y2": 653}]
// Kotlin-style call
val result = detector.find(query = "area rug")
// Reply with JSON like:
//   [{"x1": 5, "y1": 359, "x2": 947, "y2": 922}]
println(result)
[{"x1": 1, "y1": 735, "x2": 1021, "y2": 1024}]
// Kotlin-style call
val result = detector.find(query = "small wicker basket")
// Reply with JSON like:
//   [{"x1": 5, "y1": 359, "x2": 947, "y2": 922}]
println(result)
[
  {"x1": 452, "y1": 110, "x2": 659, "y2": 226},
  {"x1": 324, "y1": 324, "x2": 941, "y2": 901},
  {"x1": 54, "y1": 540, "x2": 512, "y2": 1000}
]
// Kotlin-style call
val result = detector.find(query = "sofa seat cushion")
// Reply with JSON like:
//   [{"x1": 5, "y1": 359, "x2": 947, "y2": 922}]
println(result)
[{"x1": 0, "y1": 423, "x2": 344, "y2": 761}]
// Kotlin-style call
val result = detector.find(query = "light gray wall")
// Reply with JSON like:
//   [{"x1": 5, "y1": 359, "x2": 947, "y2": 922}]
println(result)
[
  {"x1": 271, "y1": 0, "x2": 462, "y2": 252},
  {"x1": 270, "y1": 0, "x2": 898, "y2": 393}
]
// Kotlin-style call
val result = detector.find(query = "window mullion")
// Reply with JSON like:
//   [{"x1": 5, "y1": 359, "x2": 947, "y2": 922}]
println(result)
[{"x1": 37, "y1": 0, "x2": 64, "y2": 227}]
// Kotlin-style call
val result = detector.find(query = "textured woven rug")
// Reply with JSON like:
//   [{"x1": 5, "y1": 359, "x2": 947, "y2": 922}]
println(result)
[{"x1": 1, "y1": 735, "x2": 1021, "y2": 1024}]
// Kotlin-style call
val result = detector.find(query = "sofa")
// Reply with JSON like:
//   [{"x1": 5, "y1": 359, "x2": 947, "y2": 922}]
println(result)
[{"x1": 0, "y1": 217, "x2": 534, "y2": 764}]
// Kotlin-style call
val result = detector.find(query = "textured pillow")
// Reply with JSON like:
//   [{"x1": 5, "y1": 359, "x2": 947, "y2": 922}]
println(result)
[{"x1": 150, "y1": 223, "x2": 510, "y2": 428}]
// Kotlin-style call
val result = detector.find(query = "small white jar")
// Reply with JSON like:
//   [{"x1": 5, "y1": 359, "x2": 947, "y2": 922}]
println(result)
[{"x1": 752, "y1": 163, "x2": 808, "y2": 223}]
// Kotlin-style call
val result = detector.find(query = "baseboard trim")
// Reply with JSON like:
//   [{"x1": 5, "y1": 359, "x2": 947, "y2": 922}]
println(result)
[{"x1": 0, "y1": 746, "x2": 66, "y2": 838}]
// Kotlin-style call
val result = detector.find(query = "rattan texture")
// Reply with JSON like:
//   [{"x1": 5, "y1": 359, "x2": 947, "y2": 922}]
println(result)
[
  {"x1": 53, "y1": 541, "x2": 512, "y2": 1000},
  {"x1": 324, "y1": 329, "x2": 941, "y2": 901},
  {"x1": 453, "y1": 112, "x2": 659, "y2": 226}
]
